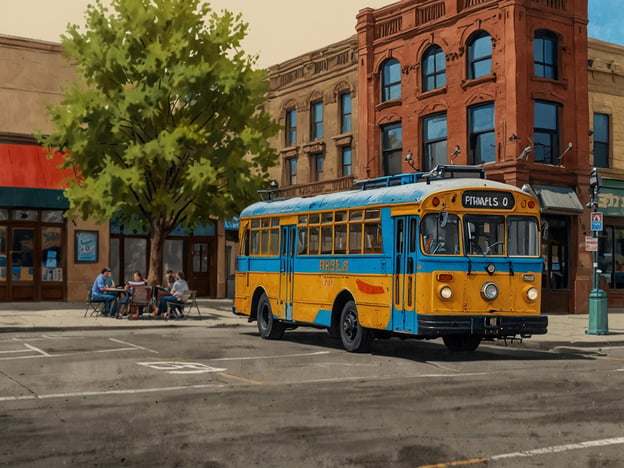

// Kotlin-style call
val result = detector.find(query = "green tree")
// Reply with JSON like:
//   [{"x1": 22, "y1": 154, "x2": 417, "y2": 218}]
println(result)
[{"x1": 40, "y1": 0, "x2": 278, "y2": 285}]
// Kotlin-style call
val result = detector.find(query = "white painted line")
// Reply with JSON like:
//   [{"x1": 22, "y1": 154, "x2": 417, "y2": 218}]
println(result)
[
  {"x1": 0, "y1": 348, "x2": 36, "y2": 355},
  {"x1": 0, "y1": 383, "x2": 225, "y2": 402},
  {"x1": 23, "y1": 343, "x2": 50, "y2": 357},
  {"x1": 491, "y1": 436, "x2": 624, "y2": 460},
  {"x1": 211, "y1": 350, "x2": 331, "y2": 361},
  {"x1": 109, "y1": 338, "x2": 159, "y2": 354}
]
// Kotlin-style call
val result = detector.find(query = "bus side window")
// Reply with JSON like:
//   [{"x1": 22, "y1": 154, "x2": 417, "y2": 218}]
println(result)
[
  {"x1": 297, "y1": 229, "x2": 307, "y2": 255},
  {"x1": 364, "y1": 222, "x2": 382, "y2": 253}
]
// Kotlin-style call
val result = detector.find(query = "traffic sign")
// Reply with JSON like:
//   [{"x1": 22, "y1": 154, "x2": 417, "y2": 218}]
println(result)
[
  {"x1": 585, "y1": 236, "x2": 598, "y2": 252},
  {"x1": 591, "y1": 212, "x2": 603, "y2": 231}
]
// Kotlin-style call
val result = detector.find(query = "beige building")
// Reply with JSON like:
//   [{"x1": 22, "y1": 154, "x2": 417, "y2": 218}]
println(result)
[
  {"x1": 265, "y1": 36, "x2": 360, "y2": 198},
  {"x1": 0, "y1": 34, "x2": 230, "y2": 301},
  {"x1": 588, "y1": 38, "x2": 624, "y2": 307}
]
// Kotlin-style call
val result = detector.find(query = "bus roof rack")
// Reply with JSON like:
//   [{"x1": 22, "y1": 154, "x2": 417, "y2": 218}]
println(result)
[
  {"x1": 353, "y1": 165, "x2": 486, "y2": 190},
  {"x1": 422, "y1": 165, "x2": 486, "y2": 184}
]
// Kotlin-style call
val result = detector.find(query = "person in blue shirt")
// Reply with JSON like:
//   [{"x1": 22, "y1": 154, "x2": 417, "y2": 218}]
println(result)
[{"x1": 91, "y1": 267, "x2": 118, "y2": 317}]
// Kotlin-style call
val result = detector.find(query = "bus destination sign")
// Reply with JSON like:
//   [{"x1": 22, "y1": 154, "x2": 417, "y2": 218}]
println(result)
[{"x1": 462, "y1": 191, "x2": 515, "y2": 210}]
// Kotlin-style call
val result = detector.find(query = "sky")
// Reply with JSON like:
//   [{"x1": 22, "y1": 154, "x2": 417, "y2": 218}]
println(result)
[{"x1": 0, "y1": 0, "x2": 621, "y2": 68}]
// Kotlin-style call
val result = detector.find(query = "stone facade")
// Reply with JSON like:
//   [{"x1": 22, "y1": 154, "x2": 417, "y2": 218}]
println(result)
[{"x1": 265, "y1": 36, "x2": 359, "y2": 197}]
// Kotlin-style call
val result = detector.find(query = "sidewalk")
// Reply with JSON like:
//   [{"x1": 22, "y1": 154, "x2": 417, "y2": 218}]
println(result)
[{"x1": 0, "y1": 299, "x2": 623, "y2": 351}]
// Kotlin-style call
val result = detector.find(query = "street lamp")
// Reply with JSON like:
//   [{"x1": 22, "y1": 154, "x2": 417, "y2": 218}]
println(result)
[{"x1": 587, "y1": 167, "x2": 608, "y2": 335}]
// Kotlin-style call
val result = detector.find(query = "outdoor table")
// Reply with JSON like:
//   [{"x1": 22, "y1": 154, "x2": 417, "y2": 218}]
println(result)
[{"x1": 102, "y1": 287, "x2": 127, "y2": 316}]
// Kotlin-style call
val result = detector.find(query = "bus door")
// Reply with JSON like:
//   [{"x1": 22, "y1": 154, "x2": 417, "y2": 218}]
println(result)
[
  {"x1": 279, "y1": 225, "x2": 296, "y2": 321},
  {"x1": 392, "y1": 217, "x2": 418, "y2": 332}
]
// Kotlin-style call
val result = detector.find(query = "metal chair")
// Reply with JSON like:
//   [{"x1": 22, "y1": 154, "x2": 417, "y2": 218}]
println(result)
[
  {"x1": 167, "y1": 290, "x2": 201, "y2": 319},
  {"x1": 123, "y1": 285, "x2": 153, "y2": 318},
  {"x1": 84, "y1": 284, "x2": 104, "y2": 317}
]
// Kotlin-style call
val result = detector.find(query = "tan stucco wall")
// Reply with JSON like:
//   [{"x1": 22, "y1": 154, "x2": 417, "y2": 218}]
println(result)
[
  {"x1": 588, "y1": 38, "x2": 624, "y2": 171},
  {"x1": 0, "y1": 35, "x2": 76, "y2": 135}
]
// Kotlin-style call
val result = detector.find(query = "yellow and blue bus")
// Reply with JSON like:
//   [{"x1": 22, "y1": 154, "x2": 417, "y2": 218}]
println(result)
[{"x1": 233, "y1": 165, "x2": 547, "y2": 352}]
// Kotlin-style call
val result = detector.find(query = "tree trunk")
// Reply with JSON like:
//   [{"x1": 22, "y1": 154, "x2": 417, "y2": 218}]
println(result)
[{"x1": 147, "y1": 225, "x2": 166, "y2": 287}]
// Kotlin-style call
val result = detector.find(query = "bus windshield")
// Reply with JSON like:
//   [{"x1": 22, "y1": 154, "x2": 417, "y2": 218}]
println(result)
[
  {"x1": 421, "y1": 213, "x2": 460, "y2": 255},
  {"x1": 463, "y1": 215, "x2": 539, "y2": 257}
]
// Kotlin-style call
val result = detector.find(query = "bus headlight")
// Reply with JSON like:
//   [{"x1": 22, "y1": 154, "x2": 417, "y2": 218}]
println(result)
[
  {"x1": 481, "y1": 282, "x2": 499, "y2": 301},
  {"x1": 439, "y1": 286, "x2": 453, "y2": 300},
  {"x1": 526, "y1": 287, "x2": 539, "y2": 302}
]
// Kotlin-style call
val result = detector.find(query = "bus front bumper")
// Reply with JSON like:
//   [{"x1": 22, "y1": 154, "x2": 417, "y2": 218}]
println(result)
[{"x1": 418, "y1": 314, "x2": 548, "y2": 337}]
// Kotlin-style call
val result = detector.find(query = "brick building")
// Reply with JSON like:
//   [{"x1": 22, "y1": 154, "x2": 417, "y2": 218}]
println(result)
[{"x1": 354, "y1": 0, "x2": 591, "y2": 313}]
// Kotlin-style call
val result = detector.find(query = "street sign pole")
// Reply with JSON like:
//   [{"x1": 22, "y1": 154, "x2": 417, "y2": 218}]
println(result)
[{"x1": 587, "y1": 168, "x2": 608, "y2": 335}]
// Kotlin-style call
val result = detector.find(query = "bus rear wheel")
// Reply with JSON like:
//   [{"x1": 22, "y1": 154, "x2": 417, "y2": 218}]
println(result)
[
  {"x1": 340, "y1": 300, "x2": 371, "y2": 353},
  {"x1": 443, "y1": 334, "x2": 481, "y2": 352},
  {"x1": 257, "y1": 293, "x2": 285, "y2": 340}
]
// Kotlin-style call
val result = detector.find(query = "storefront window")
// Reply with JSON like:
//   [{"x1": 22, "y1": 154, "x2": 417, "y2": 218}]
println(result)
[
  {"x1": 598, "y1": 226, "x2": 624, "y2": 289},
  {"x1": 42, "y1": 227, "x2": 63, "y2": 281},
  {"x1": 11, "y1": 228, "x2": 34, "y2": 281},
  {"x1": 42, "y1": 210, "x2": 64, "y2": 223},
  {"x1": 13, "y1": 210, "x2": 37, "y2": 221},
  {"x1": 0, "y1": 226, "x2": 6, "y2": 281}
]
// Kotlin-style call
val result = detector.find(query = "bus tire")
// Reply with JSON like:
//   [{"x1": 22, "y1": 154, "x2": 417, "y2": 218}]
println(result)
[
  {"x1": 257, "y1": 293, "x2": 285, "y2": 340},
  {"x1": 443, "y1": 334, "x2": 481, "y2": 352},
  {"x1": 340, "y1": 300, "x2": 371, "y2": 353}
]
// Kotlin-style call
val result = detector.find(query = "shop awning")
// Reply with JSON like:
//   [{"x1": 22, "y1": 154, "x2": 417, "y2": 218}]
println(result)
[
  {"x1": 533, "y1": 185, "x2": 584, "y2": 215},
  {"x1": 0, "y1": 144, "x2": 72, "y2": 209},
  {"x1": 224, "y1": 218, "x2": 239, "y2": 231},
  {"x1": 0, "y1": 187, "x2": 69, "y2": 209}
]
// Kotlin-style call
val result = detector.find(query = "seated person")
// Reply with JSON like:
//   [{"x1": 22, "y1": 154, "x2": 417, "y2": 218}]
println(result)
[
  {"x1": 156, "y1": 270, "x2": 176, "y2": 301},
  {"x1": 117, "y1": 270, "x2": 148, "y2": 318},
  {"x1": 154, "y1": 271, "x2": 189, "y2": 318},
  {"x1": 91, "y1": 267, "x2": 118, "y2": 317}
]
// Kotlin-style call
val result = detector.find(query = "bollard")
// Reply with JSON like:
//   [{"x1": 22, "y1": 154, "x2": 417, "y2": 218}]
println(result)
[{"x1": 587, "y1": 288, "x2": 609, "y2": 335}]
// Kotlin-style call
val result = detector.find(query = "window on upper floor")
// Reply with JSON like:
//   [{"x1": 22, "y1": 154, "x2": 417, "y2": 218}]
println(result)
[
  {"x1": 311, "y1": 101, "x2": 323, "y2": 140},
  {"x1": 381, "y1": 58, "x2": 401, "y2": 102},
  {"x1": 381, "y1": 122, "x2": 402, "y2": 176},
  {"x1": 341, "y1": 146, "x2": 352, "y2": 177},
  {"x1": 468, "y1": 102, "x2": 495, "y2": 165},
  {"x1": 533, "y1": 100, "x2": 560, "y2": 164},
  {"x1": 423, "y1": 113, "x2": 447, "y2": 171},
  {"x1": 340, "y1": 92, "x2": 352, "y2": 133},
  {"x1": 312, "y1": 154, "x2": 324, "y2": 182},
  {"x1": 467, "y1": 31, "x2": 492, "y2": 80},
  {"x1": 287, "y1": 157, "x2": 297, "y2": 185},
  {"x1": 534, "y1": 30, "x2": 558, "y2": 80},
  {"x1": 422, "y1": 45, "x2": 446, "y2": 92},
  {"x1": 285, "y1": 109, "x2": 297, "y2": 146},
  {"x1": 593, "y1": 113, "x2": 610, "y2": 168}
]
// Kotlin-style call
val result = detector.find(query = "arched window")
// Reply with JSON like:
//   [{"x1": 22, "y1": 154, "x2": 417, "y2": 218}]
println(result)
[
  {"x1": 534, "y1": 30, "x2": 558, "y2": 79},
  {"x1": 381, "y1": 58, "x2": 401, "y2": 102},
  {"x1": 467, "y1": 31, "x2": 492, "y2": 80},
  {"x1": 422, "y1": 45, "x2": 446, "y2": 92}
]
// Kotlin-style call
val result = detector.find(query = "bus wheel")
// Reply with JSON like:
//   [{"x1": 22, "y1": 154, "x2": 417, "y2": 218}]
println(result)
[
  {"x1": 443, "y1": 335, "x2": 481, "y2": 352},
  {"x1": 340, "y1": 300, "x2": 371, "y2": 353},
  {"x1": 257, "y1": 293, "x2": 285, "y2": 340}
]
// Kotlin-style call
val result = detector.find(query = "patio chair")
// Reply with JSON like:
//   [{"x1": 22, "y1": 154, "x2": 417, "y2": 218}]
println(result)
[
  {"x1": 167, "y1": 290, "x2": 201, "y2": 319},
  {"x1": 125, "y1": 285, "x2": 153, "y2": 319},
  {"x1": 84, "y1": 284, "x2": 104, "y2": 317}
]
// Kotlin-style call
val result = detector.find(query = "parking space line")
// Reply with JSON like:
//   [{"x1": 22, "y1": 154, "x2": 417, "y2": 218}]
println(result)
[
  {"x1": 109, "y1": 338, "x2": 158, "y2": 354},
  {"x1": 0, "y1": 383, "x2": 226, "y2": 403},
  {"x1": 210, "y1": 350, "x2": 331, "y2": 361},
  {"x1": 417, "y1": 436, "x2": 624, "y2": 467}
]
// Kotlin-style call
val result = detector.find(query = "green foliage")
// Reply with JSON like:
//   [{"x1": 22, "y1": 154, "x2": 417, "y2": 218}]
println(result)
[{"x1": 40, "y1": 0, "x2": 279, "y2": 235}]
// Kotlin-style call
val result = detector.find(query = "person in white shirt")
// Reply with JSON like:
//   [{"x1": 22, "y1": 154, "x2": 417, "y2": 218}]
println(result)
[{"x1": 154, "y1": 271, "x2": 189, "y2": 318}]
